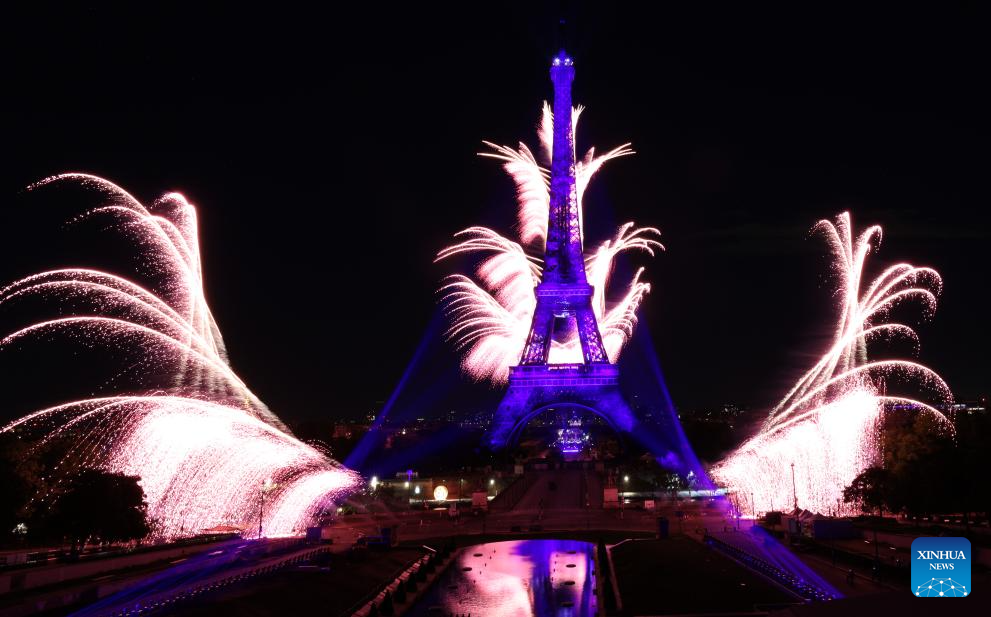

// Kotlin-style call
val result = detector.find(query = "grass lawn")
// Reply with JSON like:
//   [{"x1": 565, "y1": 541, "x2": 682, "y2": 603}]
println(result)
[
  {"x1": 168, "y1": 547, "x2": 425, "y2": 617},
  {"x1": 611, "y1": 538, "x2": 797, "y2": 614}
]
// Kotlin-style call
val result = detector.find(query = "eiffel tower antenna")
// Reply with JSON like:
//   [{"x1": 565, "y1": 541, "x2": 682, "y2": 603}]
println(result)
[
  {"x1": 554, "y1": 0, "x2": 574, "y2": 59},
  {"x1": 556, "y1": 10, "x2": 568, "y2": 55}
]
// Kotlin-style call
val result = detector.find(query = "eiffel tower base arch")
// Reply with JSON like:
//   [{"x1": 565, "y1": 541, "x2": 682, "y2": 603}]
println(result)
[{"x1": 487, "y1": 363, "x2": 638, "y2": 451}]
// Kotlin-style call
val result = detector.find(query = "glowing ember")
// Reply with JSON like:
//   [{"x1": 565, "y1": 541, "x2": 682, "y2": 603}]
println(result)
[
  {"x1": 437, "y1": 106, "x2": 661, "y2": 382},
  {"x1": 712, "y1": 212, "x2": 952, "y2": 516},
  {"x1": 0, "y1": 174, "x2": 359, "y2": 539}
]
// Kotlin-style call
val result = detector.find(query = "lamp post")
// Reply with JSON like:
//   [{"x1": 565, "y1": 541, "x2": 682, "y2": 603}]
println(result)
[
  {"x1": 259, "y1": 477, "x2": 274, "y2": 539},
  {"x1": 873, "y1": 503, "x2": 881, "y2": 572},
  {"x1": 621, "y1": 475, "x2": 628, "y2": 519},
  {"x1": 790, "y1": 463, "x2": 798, "y2": 512}
]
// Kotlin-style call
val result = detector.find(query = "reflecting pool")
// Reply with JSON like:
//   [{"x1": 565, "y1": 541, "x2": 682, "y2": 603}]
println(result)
[{"x1": 408, "y1": 539, "x2": 597, "y2": 617}]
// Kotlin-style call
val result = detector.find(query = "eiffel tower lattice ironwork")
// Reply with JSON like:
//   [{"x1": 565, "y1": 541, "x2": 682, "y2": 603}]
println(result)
[{"x1": 487, "y1": 50, "x2": 638, "y2": 449}]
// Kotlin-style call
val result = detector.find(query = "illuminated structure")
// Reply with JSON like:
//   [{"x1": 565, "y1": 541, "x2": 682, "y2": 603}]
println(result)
[
  {"x1": 555, "y1": 417, "x2": 590, "y2": 455},
  {"x1": 433, "y1": 50, "x2": 695, "y2": 476},
  {"x1": 486, "y1": 52, "x2": 639, "y2": 449}
]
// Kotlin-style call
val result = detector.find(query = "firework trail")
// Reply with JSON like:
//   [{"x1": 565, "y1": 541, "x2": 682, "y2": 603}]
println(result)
[
  {"x1": 712, "y1": 212, "x2": 952, "y2": 516},
  {"x1": 437, "y1": 105, "x2": 661, "y2": 382},
  {"x1": 0, "y1": 174, "x2": 359, "y2": 539}
]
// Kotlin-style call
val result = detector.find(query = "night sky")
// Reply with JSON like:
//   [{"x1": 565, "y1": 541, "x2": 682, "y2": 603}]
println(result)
[{"x1": 2, "y1": 4, "x2": 987, "y2": 425}]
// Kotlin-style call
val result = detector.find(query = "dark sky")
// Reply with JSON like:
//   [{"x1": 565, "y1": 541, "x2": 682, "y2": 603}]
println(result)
[{"x1": 2, "y1": 4, "x2": 987, "y2": 423}]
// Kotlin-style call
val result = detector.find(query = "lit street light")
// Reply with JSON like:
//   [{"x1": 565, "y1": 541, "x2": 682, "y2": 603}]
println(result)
[
  {"x1": 790, "y1": 462, "x2": 798, "y2": 512},
  {"x1": 258, "y1": 477, "x2": 275, "y2": 539}
]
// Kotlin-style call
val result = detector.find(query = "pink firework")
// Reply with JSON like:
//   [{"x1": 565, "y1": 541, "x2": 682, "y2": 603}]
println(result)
[
  {"x1": 438, "y1": 105, "x2": 662, "y2": 382},
  {"x1": 712, "y1": 212, "x2": 952, "y2": 516},
  {"x1": 0, "y1": 174, "x2": 359, "y2": 539}
]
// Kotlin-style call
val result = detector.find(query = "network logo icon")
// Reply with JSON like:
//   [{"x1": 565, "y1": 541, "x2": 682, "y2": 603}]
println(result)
[
  {"x1": 911, "y1": 537, "x2": 970, "y2": 598},
  {"x1": 915, "y1": 578, "x2": 968, "y2": 597}
]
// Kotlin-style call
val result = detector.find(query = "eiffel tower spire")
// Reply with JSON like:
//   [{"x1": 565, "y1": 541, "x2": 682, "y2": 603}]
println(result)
[
  {"x1": 545, "y1": 50, "x2": 585, "y2": 285},
  {"x1": 518, "y1": 51, "x2": 608, "y2": 367}
]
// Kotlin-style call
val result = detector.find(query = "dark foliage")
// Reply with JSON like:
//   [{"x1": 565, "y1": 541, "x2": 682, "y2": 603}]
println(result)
[
  {"x1": 46, "y1": 468, "x2": 151, "y2": 548},
  {"x1": 844, "y1": 409, "x2": 991, "y2": 521}
]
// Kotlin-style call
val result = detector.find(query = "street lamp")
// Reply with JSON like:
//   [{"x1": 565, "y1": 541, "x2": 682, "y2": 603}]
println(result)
[
  {"x1": 790, "y1": 463, "x2": 798, "y2": 512},
  {"x1": 259, "y1": 477, "x2": 275, "y2": 539},
  {"x1": 370, "y1": 476, "x2": 379, "y2": 490}
]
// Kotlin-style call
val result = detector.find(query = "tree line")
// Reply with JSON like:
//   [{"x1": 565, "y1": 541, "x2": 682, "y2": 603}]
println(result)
[
  {"x1": 843, "y1": 407, "x2": 990, "y2": 525},
  {"x1": 0, "y1": 433, "x2": 151, "y2": 551}
]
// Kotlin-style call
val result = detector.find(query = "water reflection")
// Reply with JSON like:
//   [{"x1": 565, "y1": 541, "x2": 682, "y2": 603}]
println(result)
[{"x1": 408, "y1": 539, "x2": 597, "y2": 617}]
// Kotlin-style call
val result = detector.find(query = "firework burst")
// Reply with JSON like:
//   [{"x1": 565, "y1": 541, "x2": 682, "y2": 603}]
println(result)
[
  {"x1": 712, "y1": 212, "x2": 952, "y2": 516},
  {"x1": 438, "y1": 106, "x2": 661, "y2": 382},
  {"x1": 0, "y1": 174, "x2": 359, "y2": 539}
]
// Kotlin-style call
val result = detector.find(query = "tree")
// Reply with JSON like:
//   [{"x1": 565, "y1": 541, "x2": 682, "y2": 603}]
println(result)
[
  {"x1": 0, "y1": 453, "x2": 31, "y2": 538},
  {"x1": 47, "y1": 469, "x2": 151, "y2": 550},
  {"x1": 0, "y1": 434, "x2": 44, "y2": 543},
  {"x1": 880, "y1": 409, "x2": 971, "y2": 518},
  {"x1": 843, "y1": 466, "x2": 891, "y2": 516},
  {"x1": 839, "y1": 408, "x2": 991, "y2": 525},
  {"x1": 844, "y1": 466, "x2": 893, "y2": 566}
]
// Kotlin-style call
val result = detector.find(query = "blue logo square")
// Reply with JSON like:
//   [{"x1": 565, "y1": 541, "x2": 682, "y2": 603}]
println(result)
[{"x1": 911, "y1": 537, "x2": 970, "y2": 597}]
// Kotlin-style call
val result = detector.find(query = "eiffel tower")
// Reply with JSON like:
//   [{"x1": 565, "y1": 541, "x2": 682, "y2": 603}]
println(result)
[{"x1": 487, "y1": 50, "x2": 638, "y2": 449}]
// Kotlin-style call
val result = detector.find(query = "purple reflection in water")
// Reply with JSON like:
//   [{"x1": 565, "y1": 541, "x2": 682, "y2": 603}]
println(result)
[{"x1": 408, "y1": 539, "x2": 597, "y2": 617}]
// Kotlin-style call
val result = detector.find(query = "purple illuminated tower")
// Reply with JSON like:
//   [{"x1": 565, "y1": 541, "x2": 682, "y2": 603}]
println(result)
[{"x1": 488, "y1": 51, "x2": 637, "y2": 449}]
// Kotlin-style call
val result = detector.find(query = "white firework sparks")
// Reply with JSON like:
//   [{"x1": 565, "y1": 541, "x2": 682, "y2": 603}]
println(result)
[
  {"x1": 712, "y1": 212, "x2": 952, "y2": 516},
  {"x1": 438, "y1": 105, "x2": 661, "y2": 382},
  {"x1": 1, "y1": 174, "x2": 360, "y2": 539}
]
